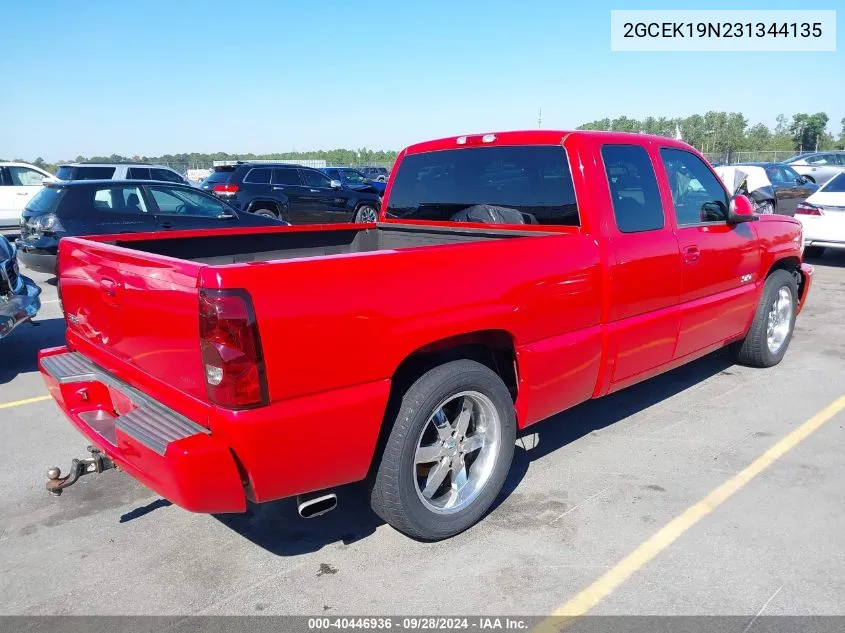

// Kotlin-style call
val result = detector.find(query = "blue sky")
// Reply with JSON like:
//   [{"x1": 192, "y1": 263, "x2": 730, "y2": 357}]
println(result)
[{"x1": 2, "y1": 0, "x2": 842, "y2": 160}]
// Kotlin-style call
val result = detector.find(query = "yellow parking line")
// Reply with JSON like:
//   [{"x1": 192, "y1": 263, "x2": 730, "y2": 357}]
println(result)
[
  {"x1": 534, "y1": 394, "x2": 845, "y2": 632},
  {"x1": 0, "y1": 395, "x2": 51, "y2": 410}
]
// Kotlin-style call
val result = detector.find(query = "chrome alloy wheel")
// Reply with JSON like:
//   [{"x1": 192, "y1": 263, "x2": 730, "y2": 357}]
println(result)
[
  {"x1": 766, "y1": 286, "x2": 793, "y2": 354},
  {"x1": 413, "y1": 391, "x2": 501, "y2": 515},
  {"x1": 357, "y1": 206, "x2": 378, "y2": 222}
]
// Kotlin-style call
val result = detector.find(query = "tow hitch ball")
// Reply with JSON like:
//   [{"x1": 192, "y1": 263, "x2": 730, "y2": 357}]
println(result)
[{"x1": 46, "y1": 446, "x2": 115, "y2": 496}]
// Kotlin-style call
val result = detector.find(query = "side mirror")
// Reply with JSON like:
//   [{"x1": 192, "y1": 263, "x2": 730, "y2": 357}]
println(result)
[
  {"x1": 727, "y1": 194, "x2": 758, "y2": 224},
  {"x1": 329, "y1": 179, "x2": 342, "y2": 189}
]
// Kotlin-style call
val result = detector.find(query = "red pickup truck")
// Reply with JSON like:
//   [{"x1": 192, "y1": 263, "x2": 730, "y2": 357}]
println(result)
[{"x1": 40, "y1": 131, "x2": 812, "y2": 540}]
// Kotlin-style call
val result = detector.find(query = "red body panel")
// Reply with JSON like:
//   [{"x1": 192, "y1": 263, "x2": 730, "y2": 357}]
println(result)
[{"x1": 42, "y1": 130, "x2": 810, "y2": 514}]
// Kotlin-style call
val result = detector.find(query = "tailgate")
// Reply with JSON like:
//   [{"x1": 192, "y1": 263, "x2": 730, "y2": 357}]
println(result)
[{"x1": 57, "y1": 237, "x2": 211, "y2": 424}]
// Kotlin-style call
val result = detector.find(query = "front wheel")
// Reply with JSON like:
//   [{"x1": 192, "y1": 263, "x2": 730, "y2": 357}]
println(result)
[
  {"x1": 354, "y1": 205, "x2": 378, "y2": 223},
  {"x1": 730, "y1": 269, "x2": 798, "y2": 368},
  {"x1": 370, "y1": 360, "x2": 516, "y2": 540}
]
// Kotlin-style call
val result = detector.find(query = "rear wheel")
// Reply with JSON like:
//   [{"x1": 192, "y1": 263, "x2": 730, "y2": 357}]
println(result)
[
  {"x1": 354, "y1": 205, "x2": 378, "y2": 223},
  {"x1": 370, "y1": 360, "x2": 516, "y2": 540},
  {"x1": 803, "y1": 246, "x2": 825, "y2": 259},
  {"x1": 730, "y1": 269, "x2": 798, "y2": 368},
  {"x1": 251, "y1": 206, "x2": 278, "y2": 219}
]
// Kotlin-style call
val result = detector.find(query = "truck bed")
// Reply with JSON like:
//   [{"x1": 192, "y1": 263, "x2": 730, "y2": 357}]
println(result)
[{"x1": 108, "y1": 223, "x2": 551, "y2": 265}]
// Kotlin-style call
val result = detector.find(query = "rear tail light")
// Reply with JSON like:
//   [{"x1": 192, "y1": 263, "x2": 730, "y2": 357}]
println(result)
[
  {"x1": 795, "y1": 202, "x2": 823, "y2": 216},
  {"x1": 212, "y1": 184, "x2": 239, "y2": 195},
  {"x1": 199, "y1": 289, "x2": 268, "y2": 409}
]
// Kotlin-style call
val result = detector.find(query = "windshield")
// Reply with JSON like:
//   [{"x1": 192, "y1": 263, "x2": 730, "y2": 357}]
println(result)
[
  {"x1": 385, "y1": 145, "x2": 579, "y2": 226},
  {"x1": 342, "y1": 170, "x2": 367, "y2": 184}
]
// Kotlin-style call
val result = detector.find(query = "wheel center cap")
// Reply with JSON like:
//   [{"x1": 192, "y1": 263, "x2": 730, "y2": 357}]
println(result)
[{"x1": 444, "y1": 439, "x2": 457, "y2": 452}]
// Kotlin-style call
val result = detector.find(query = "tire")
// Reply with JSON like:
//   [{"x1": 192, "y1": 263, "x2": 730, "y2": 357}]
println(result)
[
  {"x1": 754, "y1": 201, "x2": 774, "y2": 215},
  {"x1": 354, "y1": 205, "x2": 379, "y2": 223},
  {"x1": 251, "y1": 207, "x2": 278, "y2": 219},
  {"x1": 730, "y1": 269, "x2": 798, "y2": 368},
  {"x1": 804, "y1": 246, "x2": 825, "y2": 259},
  {"x1": 370, "y1": 360, "x2": 516, "y2": 540}
]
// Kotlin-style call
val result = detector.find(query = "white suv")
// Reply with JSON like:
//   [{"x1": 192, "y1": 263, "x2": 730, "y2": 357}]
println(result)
[
  {"x1": 0, "y1": 162, "x2": 56, "y2": 228},
  {"x1": 55, "y1": 163, "x2": 190, "y2": 185}
]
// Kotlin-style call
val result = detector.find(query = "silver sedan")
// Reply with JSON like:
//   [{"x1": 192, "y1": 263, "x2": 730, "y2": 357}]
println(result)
[{"x1": 784, "y1": 151, "x2": 845, "y2": 186}]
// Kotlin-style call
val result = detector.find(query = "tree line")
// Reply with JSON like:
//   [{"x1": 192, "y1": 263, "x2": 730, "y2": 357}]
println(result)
[
  {"x1": 7, "y1": 112, "x2": 845, "y2": 174},
  {"x1": 577, "y1": 112, "x2": 845, "y2": 156}
]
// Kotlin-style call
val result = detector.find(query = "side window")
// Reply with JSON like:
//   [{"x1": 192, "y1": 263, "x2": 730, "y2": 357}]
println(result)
[
  {"x1": 127, "y1": 167, "x2": 152, "y2": 180},
  {"x1": 76, "y1": 166, "x2": 116, "y2": 179},
  {"x1": 301, "y1": 169, "x2": 332, "y2": 188},
  {"x1": 272, "y1": 168, "x2": 301, "y2": 185},
  {"x1": 660, "y1": 148, "x2": 729, "y2": 226},
  {"x1": 91, "y1": 186, "x2": 148, "y2": 213},
  {"x1": 8, "y1": 166, "x2": 47, "y2": 186},
  {"x1": 601, "y1": 145, "x2": 664, "y2": 233},
  {"x1": 0, "y1": 168, "x2": 8, "y2": 186},
  {"x1": 326, "y1": 169, "x2": 340, "y2": 180},
  {"x1": 243, "y1": 168, "x2": 272, "y2": 184},
  {"x1": 150, "y1": 168, "x2": 185, "y2": 183},
  {"x1": 149, "y1": 186, "x2": 228, "y2": 217}
]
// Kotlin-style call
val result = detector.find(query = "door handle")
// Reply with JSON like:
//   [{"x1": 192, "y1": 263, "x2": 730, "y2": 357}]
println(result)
[
  {"x1": 15, "y1": 192, "x2": 28, "y2": 196},
  {"x1": 683, "y1": 246, "x2": 700, "y2": 264},
  {"x1": 309, "y1": 189, "x2": 320, "y2": 193},
  {"x1": 160, "y1": 222, "x2": 173, "y2": 229},
  {"x1": 272, "y1": 186, "x2": 285, "y2": 190}
]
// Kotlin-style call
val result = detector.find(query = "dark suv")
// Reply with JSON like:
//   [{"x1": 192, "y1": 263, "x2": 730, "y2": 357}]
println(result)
[{"x1": 202, "y1": 163, "x2": 381, "y2": 224}]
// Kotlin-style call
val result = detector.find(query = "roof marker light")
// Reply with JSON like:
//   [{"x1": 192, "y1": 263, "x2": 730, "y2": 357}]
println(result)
[
  {"x1": 482, "y1": 134, "x2": 497, "y2": 143},
  {"x1": 456, "y1": 136, "x2": 467, "y2": 145}
]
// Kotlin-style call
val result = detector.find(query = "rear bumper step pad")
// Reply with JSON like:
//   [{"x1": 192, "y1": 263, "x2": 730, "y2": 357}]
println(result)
[{"x1": 41, "y1": 351, "x2": 209, "y2": 455}]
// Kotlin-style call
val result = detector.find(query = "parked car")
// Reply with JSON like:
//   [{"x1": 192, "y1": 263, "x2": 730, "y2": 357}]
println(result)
[
  {"x1": 40, "y1": 130, "x2": 811, "y2": 541},
  {"x1": 357, "y1": 166, "x2": 390, "y2": 182},
  {"x1": 204, "y1": 162, "x2": 381, "y2": 223},
  {"x1": 783, "y1": 151, "x2": 845, "y2": 186},
  {"x1": 0, "y1": 162, "x2": 56, "y2": 229},
  {"x1": 15, "y1": 180, "x2": 286, "y2": 274},
  {"x1": 55, "y1": 162, "x2": 190, "y2": 186},
  {"x1": 730, "y1": 162, "x2": 818, "y2": 216},
  {"x1": 321, "y1": 167, "x2": 386, "y2": 196},
  {"x1": 0, "y1": 234, "x2": 41, "y2": 339},
  {"x1": 795, "y1": 171, "x2": 845, "y2": 258}
]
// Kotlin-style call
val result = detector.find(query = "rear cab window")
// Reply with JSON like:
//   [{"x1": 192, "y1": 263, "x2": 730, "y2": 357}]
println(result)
[{"x1": 385, "y1": 145, "x2": 579, "y2": 226}]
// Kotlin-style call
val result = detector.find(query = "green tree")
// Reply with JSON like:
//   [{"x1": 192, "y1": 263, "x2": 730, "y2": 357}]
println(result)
[{"x1": 789, "y1": 112, "x2": 829, "y2": 152}]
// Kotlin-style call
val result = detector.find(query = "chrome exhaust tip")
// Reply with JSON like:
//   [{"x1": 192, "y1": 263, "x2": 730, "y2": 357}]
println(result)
[{"x1": 297, "y1": 492, "x2": 337, "y2": 519}]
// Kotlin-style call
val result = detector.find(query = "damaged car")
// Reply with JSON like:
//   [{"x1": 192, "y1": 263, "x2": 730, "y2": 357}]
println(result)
[
  {"x1": 0, "y1": 234, "x2": 41, "y2": 339},
  {"x1": 714, "y1": 165, "x2": 778, "y2": 215}
]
